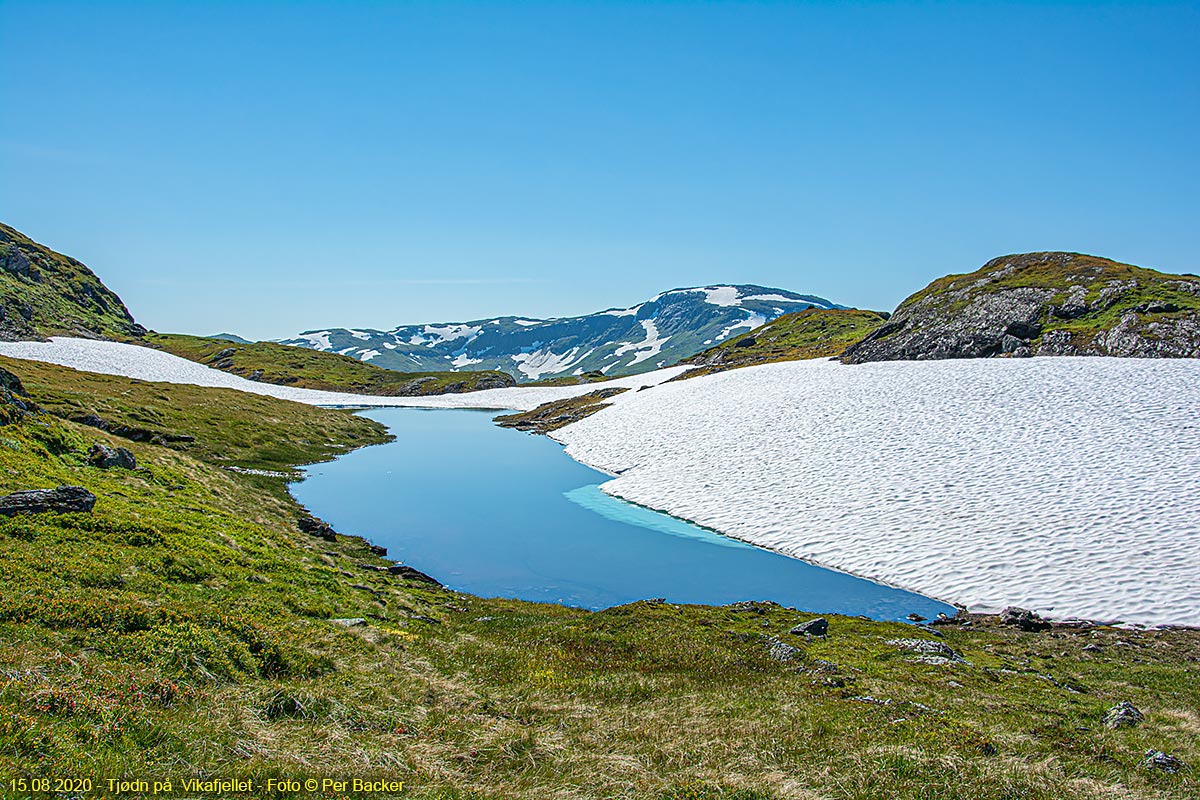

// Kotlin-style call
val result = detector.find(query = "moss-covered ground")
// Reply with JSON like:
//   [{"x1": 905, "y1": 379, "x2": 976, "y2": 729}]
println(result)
[
  {"x1": 0, "y1": 357, "x2": 1196, "y2": 799},
  {"x1": 679, "y1": 309, "x2": 886, "y2": 379}
]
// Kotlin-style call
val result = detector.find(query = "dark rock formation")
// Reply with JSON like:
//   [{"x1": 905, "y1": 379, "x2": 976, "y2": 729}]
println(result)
[
  {"x1": 843, "y1": 252, "x2": 1200, "y2": 364},
  {"x1": 0, "y1": 366, "x2": 37, "y2": 425},
  {"x1": 999, "y1": 607, "x2": 1052, "y2": 632},
  {"x1": 386, "y1": 564, "x2": 442, "y2": 585},
  {"x1": 790, "y1": 617, "x2": 829, "y2": 637},
  {"x1": 0, "y1": 486, "x2": 96, "y2": 516},
  {"x1": 72, "y1": 413, "x2": 195, "y2": 445},
  {"x1": 368, "y1": 543, "x2": 387, "y2": 557},
  {"x1": 87, "y1": 443, "x2": 137, "y2": 469},
  {"x1": 297, "y1": 516, "x2": 337, "y2": 542}
]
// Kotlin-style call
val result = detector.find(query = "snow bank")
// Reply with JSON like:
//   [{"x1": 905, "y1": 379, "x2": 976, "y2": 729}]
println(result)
[
  {"x1": 0, "y1": 338, "x2": 687, "y2": 411},
  {"x1": 552, "y1": 357, "x2": 1200, "y2": 627}
]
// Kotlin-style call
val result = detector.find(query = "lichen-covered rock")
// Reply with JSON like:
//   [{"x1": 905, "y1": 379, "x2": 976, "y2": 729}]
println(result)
[
  {"x1": 1140, "y1": 750, "x2": 1188, "y2": 773},
  {"x1": 0, "y1": 485, "x2": 96, "y2": 516},
  {"x1": 843, "y1": 252, "x2": 1200, "y2": 363},
  {"x1": 1103, "y1": 701, "x2": 1145, "y2": 729}
]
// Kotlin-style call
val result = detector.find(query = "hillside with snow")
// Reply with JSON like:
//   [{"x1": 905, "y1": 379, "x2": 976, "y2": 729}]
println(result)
[{"x1": 280, "y1": 285, "x2": 841, "y2": 381}]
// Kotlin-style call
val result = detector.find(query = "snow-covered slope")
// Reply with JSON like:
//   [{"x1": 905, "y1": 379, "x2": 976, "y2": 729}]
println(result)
[
  {"x1": 552, "y1": 357, "x2": 1200, "y2": 626},
  {"x1": 0, "y1": 338, "x2": 687, "y2": 411},
  {"x1": 280, "y1": 285, "x2": 840, "y2": 381}
]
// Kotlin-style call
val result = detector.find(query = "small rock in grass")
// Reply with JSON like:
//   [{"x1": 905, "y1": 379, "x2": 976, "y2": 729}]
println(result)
[
  {"x1": 87, "y1": 443, "x2": 137, "y2": 469},
  {"x1": 1103, "y1": 701, "x2": 1144, "y2": 729},
  {"x1": 0, "y1": 486, "x2": 96, "y2": 516},
  {"x1": 790, "y1": 617, "x2": 828, "y2": 637},
  {"x1": 766, "y1": 637, "x2": 801, "y2": 662},
  {"x1": 329, "y1": 618, "x2": 367, "y2": 628},
  {"x1": 888, "y1": 638, "x2": 967, "y2": 664},
  {"x1": 1140, "y1": 750, "x2": 1187, "y2": 773}
]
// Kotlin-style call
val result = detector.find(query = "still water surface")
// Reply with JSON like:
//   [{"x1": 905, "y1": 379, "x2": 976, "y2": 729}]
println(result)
[{"x1": 292, "y1": 408, "x2": 954, "y2": 621}]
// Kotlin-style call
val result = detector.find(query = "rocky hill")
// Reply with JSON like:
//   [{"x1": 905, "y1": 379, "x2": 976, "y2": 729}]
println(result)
[
  {"x1": 281, "y1": 286, "x2": 842, "y2": 381},
  {"x1": 0, "y1": 222, "x2": 145, "y2": 341},
  {"x1": 842, "y1": 252, "x2": 1200, "y2": 363}
]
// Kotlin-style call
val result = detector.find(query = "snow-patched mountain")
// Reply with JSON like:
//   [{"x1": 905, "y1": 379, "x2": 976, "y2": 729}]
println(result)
[{"x1": 281, "y1": 285, "x2": 842, "y2": 381}]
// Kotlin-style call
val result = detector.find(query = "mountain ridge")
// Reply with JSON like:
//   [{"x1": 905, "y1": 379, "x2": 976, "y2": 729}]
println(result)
[{"x1": 281, "y1": 284, "x2": 843, "y2": 381}]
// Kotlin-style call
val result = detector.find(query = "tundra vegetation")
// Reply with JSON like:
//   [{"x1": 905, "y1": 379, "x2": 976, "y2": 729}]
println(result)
[{"x1": 0, "y1": 356, "x2": 1196, "y2": 799}]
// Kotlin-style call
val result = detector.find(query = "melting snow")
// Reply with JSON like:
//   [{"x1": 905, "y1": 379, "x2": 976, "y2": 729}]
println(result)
[
  {"x1": 599, "y1": 304, "x2": 642, "y2": 317},
  {"x1": 359, "y1": 349, "x2": 381, "y2": 361},
  {"x1": 348, "y1": 330, "x2": 373, "y2": 341},
  {"x1": 552, "y1": 357, "x2": 1200, "y2": 627},
  {"x1": 612, "y1": 320, "x2": 671, "y2": 366},
  {"x1": 421, "y1": 324, "x2": 482, "y2": 344},
  {"x1": 451, "y1": 354, "x2": 483, "y2": 368},
  {"x1": 296, "y1": 331, "x2": 333, "y2": 351},
  {"x1": 513, "y1": 319, "x2": 542, "y2": 326},
  {"x1": 0, "y1": 338, "x2": 685, "y2": 412},
  {"x1": 715, "y1": 312, "x2": 766, "y2": 341},
  {"x1": 698, "y1": 286, "x2": 742, "y2": 307}
]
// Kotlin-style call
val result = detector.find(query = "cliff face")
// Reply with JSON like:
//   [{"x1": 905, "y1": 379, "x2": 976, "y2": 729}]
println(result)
[
  {"x1": 0, "y1": 222, "x2": 144, "y2": 341},
  {"x1": 842, "y1": 252, "x2": 1200, "y2": 364}
]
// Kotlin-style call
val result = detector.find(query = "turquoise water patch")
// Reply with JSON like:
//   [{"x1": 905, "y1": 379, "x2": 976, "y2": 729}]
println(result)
[{"x1": 563, "y1": 485, "x2": 750, "y2": 550}]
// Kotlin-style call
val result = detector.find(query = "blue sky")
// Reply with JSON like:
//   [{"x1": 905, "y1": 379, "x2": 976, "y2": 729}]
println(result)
[{"x1": 2, "y1": 1, "x2": 1197, "y2": 339}]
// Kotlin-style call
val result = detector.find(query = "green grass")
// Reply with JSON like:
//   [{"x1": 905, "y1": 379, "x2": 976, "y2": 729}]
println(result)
[
  {"x1": 0, "y1": 222, "x2": 142, "y2": 341},
  {"x1": 678, "y1": 309, "x2": 887, "y2": 378},
  {"x1": 145, "y1": 333, "x2": 517, "y2": 396},
  {"x1": 0, "y1": 357, "x2": 1196, "y2": 799}
]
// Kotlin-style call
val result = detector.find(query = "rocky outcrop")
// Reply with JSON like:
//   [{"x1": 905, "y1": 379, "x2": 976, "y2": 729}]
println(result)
[
  {"x1": 789, "y1": 617, "x2": 829, "y2": 637},
  {"x1": 999, "y1": 607, "x2": 1052, "y2": 632},
  {"x1": 843, "y1": 252, "x2": 1200, "y2": 363},
  {"x1": 298, "y1": 516, "x2": 337, "y2": 542},
  {"x1": 71, "y1": 412, "x2": 195, "y2": 446},
  {"x1": 87, "y1": 443, "x2": 137, "y2": 469},
  {"x1": 0, "y1": 366, "x2": 37, "y2": 425},
  {"x1": 386, "y1": 564, "x2": 441, "y2": 585},
  {"x1": 0, "y1": 486, "x2": 96, "y2": 516}
]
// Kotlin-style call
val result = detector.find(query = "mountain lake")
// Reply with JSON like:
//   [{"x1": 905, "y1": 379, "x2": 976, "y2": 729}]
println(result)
[{"x1": 292, "y1": 407, "x2": 955, "y2": 621}]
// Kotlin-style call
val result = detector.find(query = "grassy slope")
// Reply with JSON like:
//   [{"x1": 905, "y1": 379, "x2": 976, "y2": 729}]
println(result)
[
  {"x1": 0, "y1": 358, "x2": 1197, "y2": 799},
  {"x1": 145, "y1": 333, "x2": 516, "y2": 396},
  {"x1": 0, "y1": 222, "x2": 142, "y2": 341},
  {"x1": 678, "y1": 309, "x2": 887, "y2": 378}
]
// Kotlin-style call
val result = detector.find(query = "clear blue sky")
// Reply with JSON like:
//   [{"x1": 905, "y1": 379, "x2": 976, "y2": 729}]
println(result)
[{"x1": 2, "y1": 1, "x2": 1197, "y2": 339}]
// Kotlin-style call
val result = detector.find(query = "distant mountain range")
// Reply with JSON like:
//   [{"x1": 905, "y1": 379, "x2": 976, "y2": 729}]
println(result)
[{"x1": 280, "y1": 286, "x2": 842, "y2": 381}]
